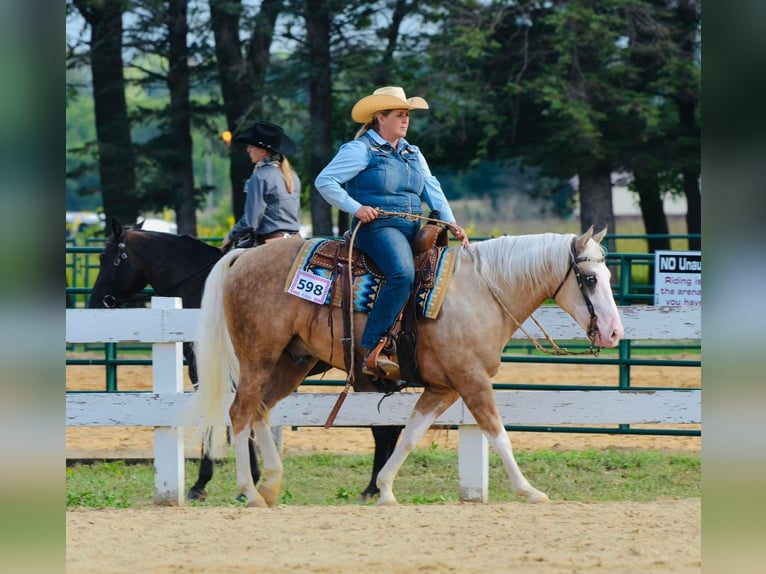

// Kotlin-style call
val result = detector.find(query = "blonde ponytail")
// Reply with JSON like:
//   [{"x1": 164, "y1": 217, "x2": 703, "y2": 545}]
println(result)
[{"x1": 280, "y1": 156, "x2": 296, "y2": 194}]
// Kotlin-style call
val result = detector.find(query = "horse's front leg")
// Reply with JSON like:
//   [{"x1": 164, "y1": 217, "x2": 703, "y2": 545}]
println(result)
[
  {"x1": 376, "y1": 389, "x2": 459, "y2": 506},
  {"x1": 461, "y1": 385, "x2": 549, "y2": 503},
  {"x1": 360, "y1": 425, "x2": 402, "y2": 502}
]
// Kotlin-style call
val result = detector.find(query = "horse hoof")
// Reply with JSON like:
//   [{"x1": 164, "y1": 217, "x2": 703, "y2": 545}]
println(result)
[
  {"x1": 527, "y1": 491, "x2": 550, "y2": 504},
  {"x1": 186, "y1": 489, "x2": 207, "y2": 502},
  {"x1": 245, "y1": 499, "x2": 269, "y2": 508},
  {"x1": 257, "y1": 485, "x2": 280, "y2": 508},
  {"x1": 376, "y1": 498, "x2": 398, "y2": 507}
]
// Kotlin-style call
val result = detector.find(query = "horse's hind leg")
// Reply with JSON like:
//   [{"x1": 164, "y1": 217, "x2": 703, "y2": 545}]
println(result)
[
  {"x1": 251, "y1": 419, "x2": 282, "y2": 507},
  {"x1": 231, "y1": 353, "x2": 316, "y2": 508},
  {"x1": 186, "y1": 345, "x2": 261, "y2": 502},
  {"x1": 460, "y1": 385, "x2": 549, "y2": 503},
  {"x1": 376, "y1": 388, "x2": 459, "y2": 506},
  {"x1": 253, "y1": 355, "x2": 317, "y2": 507}
]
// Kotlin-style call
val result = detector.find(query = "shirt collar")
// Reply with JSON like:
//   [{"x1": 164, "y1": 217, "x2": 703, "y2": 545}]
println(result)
[{"x1": 254, "y1": 155, "x2": 282, "y2": 170}]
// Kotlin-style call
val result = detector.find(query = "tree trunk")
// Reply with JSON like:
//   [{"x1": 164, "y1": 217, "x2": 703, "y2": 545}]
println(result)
[
  {"x1": 373, "y1": 0, "x2": 410, "y2": 86},
  {"x1": 678, "y1": 96, "x2": 701, "y2": 250},
  {"x1": 683, "y1": 170, "x2": 701, "y2": 250},
  {"x1": 578, "y1": 162, "x2": 616, "y2": 254},
  {"x1": 210, "y1": 0, "x2": 280, "y2": 220},
  {"x1": 167, "y1": 0, "x2": 197, "y2": 235},
  {"x1": 305, "y1": 0, "x2": 334, "y2": 237},
  {"x1": 210, "y1": 0, "x2": 251, "y2": 220},
  {"x1": 675, "y1": 0, "x2": 701, "y2": 251},
  {"x1": 633, "y1": 170, "x2": 670, "y2": 254},
  {"x1": 73, "y1": 0, "x2": 138, "y2": 224}
]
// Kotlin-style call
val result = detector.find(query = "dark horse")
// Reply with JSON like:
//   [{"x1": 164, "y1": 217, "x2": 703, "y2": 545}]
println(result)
[{"x1": 88, "y1": 217, "x2": 401, "y2": 500}]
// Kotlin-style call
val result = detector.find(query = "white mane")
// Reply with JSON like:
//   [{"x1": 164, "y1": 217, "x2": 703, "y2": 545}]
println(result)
[{"x1": 467, "y1": 233, "x2": 578, "y2": 294}]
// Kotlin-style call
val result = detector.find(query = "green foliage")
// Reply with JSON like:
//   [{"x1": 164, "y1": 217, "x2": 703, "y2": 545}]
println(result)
[
  {"x1": 65, "y1": 447, "x2": 699, "y2": 508},
  {"x1": 66, "y1": 0, "x2": 699, "y2": 235}
]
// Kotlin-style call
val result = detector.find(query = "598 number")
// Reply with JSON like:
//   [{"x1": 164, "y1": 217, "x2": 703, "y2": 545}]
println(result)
[{"x1": 296, "y1": 277, "x2": 324, "y2": 297}]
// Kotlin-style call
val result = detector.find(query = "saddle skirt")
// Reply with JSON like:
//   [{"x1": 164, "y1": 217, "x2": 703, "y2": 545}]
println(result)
[{"x1": 284, "y1": 237, "x2": 458, "y2": 319}]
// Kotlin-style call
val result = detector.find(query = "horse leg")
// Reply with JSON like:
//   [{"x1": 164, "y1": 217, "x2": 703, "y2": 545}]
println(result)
[
  {"x1": 184, "y1": 344, "x2": 262, "y2": 501},
  {"x1": 376, "y1": 388, "x2": 459, "y2": 506},
  {"x1": 228, "y1": 358, "x2": 271, "y2": 507},
  {"x1": 183, "y1": 342, "x2": 198, "y2": 390},
  {"x1": 251, "y1": 354, "x2": 318, "y2": 507},
  {"x1": 460, "y1": 386, "x2": 549, "y2": 503},
  {"x1": 187, "y1": 449, "x2": 213, "y2": 501},
  {"x1": 230, "y1": 352, "x2": 315, "y2": 507},
  {"x1": 360, "y1": 426, "x2": 402, "y2": 501},
  {"x1": 251, "y1": 419, "x2": 282, "y2": 507}
]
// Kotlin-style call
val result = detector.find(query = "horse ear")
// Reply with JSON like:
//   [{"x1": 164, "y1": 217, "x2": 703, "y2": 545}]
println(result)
[
  {"x1": 575, "y1": 225, "x2": 594, "y2": 252},
  {"x1": 592, "y1": 226, "x2": 608, "y2": 245},
  {"x1": 110, "y1": 217, "x2": 122, "y2": 237},
  {"x1": 135, "y1": 219, "x2": 145, "y2": 230}
]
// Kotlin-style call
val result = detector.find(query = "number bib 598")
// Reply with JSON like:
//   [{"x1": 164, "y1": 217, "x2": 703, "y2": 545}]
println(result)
[{"x1": 287, "y1": 269, "x2": 332, "y2": 304}]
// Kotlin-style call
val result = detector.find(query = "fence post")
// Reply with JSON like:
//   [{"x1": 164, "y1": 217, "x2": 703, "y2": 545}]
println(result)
[
  {"x1": 458, "y1": 425, "x2": 488, "y2": 502},
  {"x1": 151, "y1": 296, "x2": 185, "y2": 505}
]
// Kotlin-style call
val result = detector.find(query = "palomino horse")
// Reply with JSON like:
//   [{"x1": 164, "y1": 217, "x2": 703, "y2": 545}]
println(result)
[
  {"x1": 88, "y1": 217, "x2": 401, "y2": 500},
  {"x1": 191, "y1": 226, "x2": 624, "y2": 506}
]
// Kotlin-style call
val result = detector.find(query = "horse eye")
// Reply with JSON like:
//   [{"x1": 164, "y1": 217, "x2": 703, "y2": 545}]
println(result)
[{"x1": 584, "y1": 275, "x2": 597, "y2": 288}]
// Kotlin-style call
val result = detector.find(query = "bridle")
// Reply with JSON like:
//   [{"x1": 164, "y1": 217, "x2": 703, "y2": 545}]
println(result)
[
  {"x1": 484, "y1": 236, "x2": 605, "y2": 356},
  {"x1": 97, "y1": 234, "x2": 219, "y2": 308},
  {"x1": 550, "y1": 238, "x2": 604, "y2": 344}
]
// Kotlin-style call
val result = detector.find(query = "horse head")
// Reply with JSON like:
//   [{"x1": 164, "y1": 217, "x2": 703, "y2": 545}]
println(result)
[
  {"x1": 87, "y1": 217, "x2": 149, "y2": 308},
  {"x1": 551, "y1": 225, "x2": 624, "y2": 348}
]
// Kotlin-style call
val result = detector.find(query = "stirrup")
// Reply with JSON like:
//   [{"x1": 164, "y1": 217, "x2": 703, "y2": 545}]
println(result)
[{"x1": 363, "y1": 338, "x2": 401, "y2": 381}]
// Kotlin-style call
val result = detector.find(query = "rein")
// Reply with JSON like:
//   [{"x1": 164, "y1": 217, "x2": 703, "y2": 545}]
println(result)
[
  {"x1": 323, "y1": 219, "x2": 363, "y2": 428},
  {"x1": 376, "y1": 214, "x2": 604, "y2": 355},
  {"x1": 376, "y1": 209, "x2": 457, "y2": 233},
  {"x1": 483, "y1": 237, "x2": 603, "y2": 356}
]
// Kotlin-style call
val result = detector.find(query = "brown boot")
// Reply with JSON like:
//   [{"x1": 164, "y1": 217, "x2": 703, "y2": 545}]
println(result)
[{"x1": 362, "y1": 338, "x2": 401, "y2": 381}]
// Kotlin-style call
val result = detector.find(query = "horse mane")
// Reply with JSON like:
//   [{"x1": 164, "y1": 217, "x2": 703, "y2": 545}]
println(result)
[
  {"x1": 468, "y1": 233, "x2": 578, "y2": 293},
  {"x1": 120, "y1": 226, "x2": 220, "y2": 256}
]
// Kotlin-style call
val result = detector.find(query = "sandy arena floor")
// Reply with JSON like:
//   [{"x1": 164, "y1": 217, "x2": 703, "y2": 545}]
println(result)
[{"x1": 66, "y1": 357, "x2": 701, "y2": 573}]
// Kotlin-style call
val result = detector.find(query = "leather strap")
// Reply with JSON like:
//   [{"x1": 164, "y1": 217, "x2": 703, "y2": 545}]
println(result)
[{"x1": 256, "y1": 230, "x2": 300, "y2": 244}]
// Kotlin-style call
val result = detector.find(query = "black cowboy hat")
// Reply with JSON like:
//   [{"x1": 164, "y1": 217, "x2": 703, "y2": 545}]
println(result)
[{"x1": 232, "y1": 120, "x2": 297, "y2": 156}]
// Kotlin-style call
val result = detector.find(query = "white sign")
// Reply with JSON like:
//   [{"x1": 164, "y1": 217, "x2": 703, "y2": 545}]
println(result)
[
  {"x1": 654, "y1": 250, "x2": 701, "y2": 307},
  {"x1": 287, "y1": 269, "x2": 332, "y2": 304}
]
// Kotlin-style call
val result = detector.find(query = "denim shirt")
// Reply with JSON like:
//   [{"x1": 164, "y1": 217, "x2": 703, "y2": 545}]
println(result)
[
  {"x1": 314, "y1": 130, "x2": 456, "y2": 223},
  {"x1": 229, "y1": 162, "x2": 301, "y2": 240}
]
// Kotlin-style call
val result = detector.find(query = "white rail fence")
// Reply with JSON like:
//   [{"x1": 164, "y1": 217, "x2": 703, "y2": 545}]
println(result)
[{"x1": 66, "y1": 297, "x2": 701, "y2": 504}]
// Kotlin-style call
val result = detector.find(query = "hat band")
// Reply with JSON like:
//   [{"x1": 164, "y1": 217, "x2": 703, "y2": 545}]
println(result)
[{"x1": 255, "y1": 140, "x2": 278, "y2": 150}]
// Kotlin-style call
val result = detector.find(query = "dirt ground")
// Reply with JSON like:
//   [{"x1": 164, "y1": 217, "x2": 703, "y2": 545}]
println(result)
[{"x1": 66, "y1": 357, "x2": 700, "y2": 573}]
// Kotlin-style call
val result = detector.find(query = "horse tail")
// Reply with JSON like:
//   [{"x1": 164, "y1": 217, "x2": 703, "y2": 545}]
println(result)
[{"x1": 186, "y1": 248, "x2": 245, "y2": 458}]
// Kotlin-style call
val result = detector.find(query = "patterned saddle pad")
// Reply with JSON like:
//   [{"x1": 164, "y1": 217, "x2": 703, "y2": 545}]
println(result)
[{"x1": 284, "y1": 238, "x2": 457, "y2": 319}]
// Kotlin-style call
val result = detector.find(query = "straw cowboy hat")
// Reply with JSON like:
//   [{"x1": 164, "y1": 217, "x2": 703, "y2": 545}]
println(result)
[
  {"x1": 351, "y1": 86, "x2": 429, "y2": 123},
  {"x1": 233, "y1": 120, "x2": 297, "y2": 155}
]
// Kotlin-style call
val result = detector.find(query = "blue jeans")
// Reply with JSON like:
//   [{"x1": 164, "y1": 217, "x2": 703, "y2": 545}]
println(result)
[{"x1": 354, "y1": 216, "x2": 420, "y2": 352}]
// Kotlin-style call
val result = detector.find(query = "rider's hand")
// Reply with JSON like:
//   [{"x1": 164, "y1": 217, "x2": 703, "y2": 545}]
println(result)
[
  {"x1": 220, "y1": 236, "x2": 233, "y2": 253},
  {"x1": 354, "y1": 206, "x2": 379, "y2": 223},
  {"x1": 448, "y1": 224, "x2": 470, "y2": 247}
]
